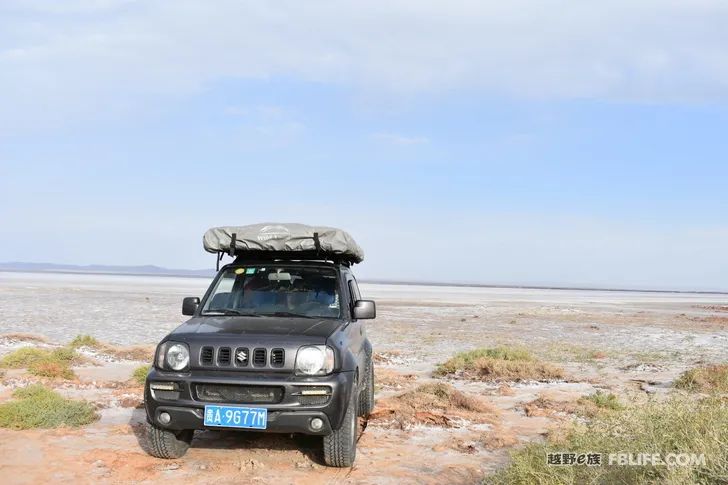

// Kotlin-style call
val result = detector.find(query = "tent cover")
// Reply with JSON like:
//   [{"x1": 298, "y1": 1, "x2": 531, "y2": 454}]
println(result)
[{"x1": 203, "y1": 223, "x2": 364, "y2": 264}]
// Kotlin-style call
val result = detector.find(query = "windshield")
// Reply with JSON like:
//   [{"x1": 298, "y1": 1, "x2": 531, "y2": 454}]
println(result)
[{"x1": 201, "y1": 265, "x2": 341, "y2": 318}]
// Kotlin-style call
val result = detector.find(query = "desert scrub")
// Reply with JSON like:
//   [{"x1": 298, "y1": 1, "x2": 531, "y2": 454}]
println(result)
[
  {"x1": 71, "y1": 335, "x2": 153, "y2": 362},
  {"x1": 0, "y1": 346, "x2": 80, "y2": 368},
  {"x1": 577, "y1": 391, "x2": 623, "y2": 411},
  {"x1": 0, "y1": 384, "x2": 98, "y2": 429},
  {"x1": 132, "y1": 365, "x2": 150, "y2": 385},
  {"x1": 69, "y1": 334, "x2": 101, "y2": 349},
  {"x1": 0, "y1": 346, "x2": 81, "y2": 379},
  {"x1": 370, "y1": 382, "x2": 497, "y2": 428},
  {"x1": 105, "y1": 345, "x2": 154, "y2": 362},
  {"x1": 28, "y1": 359, "x2": 75, "y2": 379},
  {"x1": 435, "y1": 346, "x2": 564, "y2": 382},
  {"x1": 486, "y1": 395, "x2": 728, "y2": 485},
  {"x1": 524, "y1": 392, "x2": 623, "y2": 420},
  {"x1": 401, "y1": 382, "x2": 492, "y2": 412},
  {"x1": 674, "y1": 364, "x2": 728, "y2": 393},
  {"x1": 0, "y1": 347, "x2": 49, "y2": 368}
]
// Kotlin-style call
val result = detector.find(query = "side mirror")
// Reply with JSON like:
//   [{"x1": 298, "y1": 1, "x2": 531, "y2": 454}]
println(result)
[
  {"x1": 182, "y1": 297, "x2": 200, "y2": 316},
  {"x1": 353, "y1": 300, "x2": 376, "y2": 320}
]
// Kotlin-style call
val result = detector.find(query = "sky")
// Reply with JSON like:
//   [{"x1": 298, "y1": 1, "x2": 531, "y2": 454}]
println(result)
[{"x1": 2, "y1": 0, "x2": 728, "y2": 291}]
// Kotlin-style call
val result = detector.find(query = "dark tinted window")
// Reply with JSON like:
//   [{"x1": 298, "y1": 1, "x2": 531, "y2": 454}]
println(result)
[{"x1": 202, "y1": 265, "x2": 341, "y2": 318}]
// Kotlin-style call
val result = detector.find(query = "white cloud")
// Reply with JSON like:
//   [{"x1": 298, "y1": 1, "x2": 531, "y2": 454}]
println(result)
[{"x1": 3, "y1": 0, "x2": 728, "y2": 129}]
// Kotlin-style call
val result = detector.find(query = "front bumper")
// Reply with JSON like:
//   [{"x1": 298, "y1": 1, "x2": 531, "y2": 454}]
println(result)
[{"x1": 144, "y1": 368, "x2": 354, "y2": 435}]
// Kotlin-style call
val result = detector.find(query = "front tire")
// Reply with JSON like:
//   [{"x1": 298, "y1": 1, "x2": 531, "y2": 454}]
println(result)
[
  {"x1": 146, "y1": 423, "x2": 193, "y2": 459},
  {"x1": 358, "y1": 358, "x2": 374, "y2": 417},
  {"x1": 323, "y1": 386, "x2": 358, "y2": 467}
]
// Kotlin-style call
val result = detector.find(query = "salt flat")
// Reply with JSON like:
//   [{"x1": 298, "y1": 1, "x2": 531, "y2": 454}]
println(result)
[
  {"x1": 0, "y1": 271, "x2": 726, "y2": 483},
  {"x1": 1, "y1": 271, "x2": 726, "y2": 345}
]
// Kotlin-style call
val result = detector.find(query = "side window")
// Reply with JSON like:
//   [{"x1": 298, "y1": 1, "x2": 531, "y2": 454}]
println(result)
[{"x1": 204, "y1": 271, "x2": 236, "y2": 310}]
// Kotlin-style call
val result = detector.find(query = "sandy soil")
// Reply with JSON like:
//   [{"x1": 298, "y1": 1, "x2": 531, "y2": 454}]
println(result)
[{"x1": 0, "y1": 272, "x2": 726, "y2": 484}]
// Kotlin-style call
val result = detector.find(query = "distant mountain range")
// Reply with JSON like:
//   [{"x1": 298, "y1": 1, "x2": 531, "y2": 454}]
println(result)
[{"x1": 0, "y1": 261, "x2": 216, "y2": 278}]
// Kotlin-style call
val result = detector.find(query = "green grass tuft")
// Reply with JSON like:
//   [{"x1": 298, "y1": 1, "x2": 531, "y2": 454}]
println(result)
[
  {"x1": 0, "y1": 384, "x2": 98, "y2": 429},
  {"x1": 435, "y1": 346, "x2": 564, "y2": 382},
  {"x1": 486, "y1": 395, "x2": 728, "y2": 484},
  {"x1": 132, "y1": 365, "x2": 150, "y2": 385},
  {"x1": 0, "y1": 346, "x2": 82, "y2": 379},
  {"x1": 674, "y1": 364, "x2": 728, "y2": 393},
  {"x1": 69, "y1": 334, "x2": 101, "y2": 349},
  {"x1": 577, "y1": 391, "x2": 623, "y2": 411},
  {"x1": 0, "y1": 347, "x2": 49, "y2": 368}
]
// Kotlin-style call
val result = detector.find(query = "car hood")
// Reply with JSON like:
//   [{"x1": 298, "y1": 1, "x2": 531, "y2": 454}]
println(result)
[{"x1": 170, "y1": 316, "x2": 344, "y2": 340}]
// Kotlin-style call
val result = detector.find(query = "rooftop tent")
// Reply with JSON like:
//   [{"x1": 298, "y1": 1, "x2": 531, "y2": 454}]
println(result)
[{"x1": 203, "y1": 223, "x2": 364, "y2": 264}]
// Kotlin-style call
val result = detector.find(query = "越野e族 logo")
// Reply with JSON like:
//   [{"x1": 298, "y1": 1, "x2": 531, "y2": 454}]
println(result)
[{"x1": 257, "y1": 225, "x2": 290, "y2": 241}]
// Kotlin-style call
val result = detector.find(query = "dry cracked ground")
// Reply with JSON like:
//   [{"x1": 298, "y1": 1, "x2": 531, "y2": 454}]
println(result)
[{"x1": 0, "y1": 272, "x2": 726, "y2": 484}]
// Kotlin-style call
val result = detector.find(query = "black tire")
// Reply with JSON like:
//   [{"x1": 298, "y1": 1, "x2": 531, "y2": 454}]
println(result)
[
  {"x1": 146, "y1": 423, "x2": 193, "y2": 459},
  {"x1": 323, "y1": 385, "x2": 358, "y2": 467},
  {"x1": 358, "y1": 358, "x2": 374, "y2": 417}
]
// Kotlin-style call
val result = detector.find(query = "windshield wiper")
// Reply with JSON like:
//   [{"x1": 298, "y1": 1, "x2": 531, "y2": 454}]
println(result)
[
  {"x1": 259, "y1": 311, "x2": 316, "y2": 319},
  {"x1": 201, "y1": 309, "x2": 260, "y2": 317}
]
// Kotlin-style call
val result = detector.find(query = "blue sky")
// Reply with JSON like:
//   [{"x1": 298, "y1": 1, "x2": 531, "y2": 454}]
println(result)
[{"x1": 2, "y1": 1, "x2": 728, "y2": 290}]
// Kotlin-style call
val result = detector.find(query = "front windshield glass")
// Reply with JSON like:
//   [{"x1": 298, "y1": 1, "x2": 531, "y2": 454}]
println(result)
[{"x1": 201, "y1": 265, "x2": 341, "y2": 318}]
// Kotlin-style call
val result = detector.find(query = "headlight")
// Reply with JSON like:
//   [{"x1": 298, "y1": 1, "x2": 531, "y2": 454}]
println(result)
[
  {"x1": 157, "y1": 342, "x2": 190, "y2": 371},
  {"x1": 295, "y1": 346, "x2": 335, "y2": 375}
]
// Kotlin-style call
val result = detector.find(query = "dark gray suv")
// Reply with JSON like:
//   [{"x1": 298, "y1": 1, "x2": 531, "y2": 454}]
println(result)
[{"x1": 144, "y1": 257, "x2": 375, "y2": 467}]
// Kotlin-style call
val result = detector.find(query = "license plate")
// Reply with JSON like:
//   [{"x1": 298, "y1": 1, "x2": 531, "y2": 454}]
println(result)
[{"x1": 203, "y1": 405, "x2": 268, "y2": 429}]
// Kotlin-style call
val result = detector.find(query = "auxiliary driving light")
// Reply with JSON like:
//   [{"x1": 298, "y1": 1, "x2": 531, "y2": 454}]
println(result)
[
  {"x1": 158, "y1": 412, "x2": 171, "y2": 425},
  {"x1": 310, "y1": 418, "x2": 324, "y2": 431},
  {"x1": 301, "y1": 389, "x2": 329, "y2": 396},
  {"x1": 150, "y1": 382, "x2": 176, "y2": 391}
]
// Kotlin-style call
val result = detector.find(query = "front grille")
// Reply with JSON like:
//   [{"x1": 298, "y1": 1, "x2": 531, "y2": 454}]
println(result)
[
  {"x1": 253, "y1": 348, "x2": 266, "y2": 367},
  {"x1": 217, "y1": 347, "x2": 231, "y2": 366},
  {"x1": 197, "y1": 345, "x2": 285, "y2": 369},
  {"x1": 270, "y1": 349, "x2": 285, "y2": 367},
  {"x1": 195, "y1": 384, "x2": 283, "y2": 404},
  {"x1": 200, "y1": 347, "x2": 214, "y2": 365}
]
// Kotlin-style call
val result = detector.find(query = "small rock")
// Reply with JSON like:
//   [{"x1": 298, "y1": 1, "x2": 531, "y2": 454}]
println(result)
[
  {"x1": 199, "y1": 464, "x2": 207, "y2": 470},
  {"x1": 93, "y1": 460, "x2": 105, "y2": 468},
  {"x1": 161, "y1": 463, "x2": 180, "y2": 471},
  {"x1": 244, "y1": 459, "x2": 264, "y2": 469},
  {"x1": 295, "y1": 461, "x2": 311, "y2": 469}
]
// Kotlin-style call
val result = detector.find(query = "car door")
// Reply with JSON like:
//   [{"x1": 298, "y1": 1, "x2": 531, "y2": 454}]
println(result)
[{"x1": 343, "y1": 270, "x2": 366, "y2": 384}]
